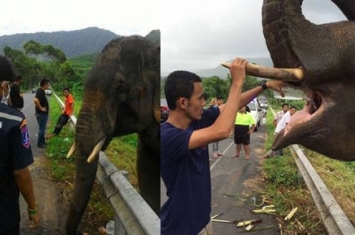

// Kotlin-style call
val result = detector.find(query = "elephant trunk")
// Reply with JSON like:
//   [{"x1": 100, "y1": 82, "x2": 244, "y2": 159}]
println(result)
[
  {"x1": 262, "y1": 0, "x2": 305, "y2": 68},
  {"x1": 262, "y1": 0, "x2": 355, "y2": 86},
  {"x1": 65, "y1": 111, "x2": 104, "y2": 235}
]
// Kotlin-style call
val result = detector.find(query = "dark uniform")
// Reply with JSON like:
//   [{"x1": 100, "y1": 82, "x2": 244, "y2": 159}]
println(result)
[
  {"x1": 10, "y1": 83, "x2": 24, "y2": 109},
  {"x1": 0, "y1": 103, "x2": 34, "y2": 234}
]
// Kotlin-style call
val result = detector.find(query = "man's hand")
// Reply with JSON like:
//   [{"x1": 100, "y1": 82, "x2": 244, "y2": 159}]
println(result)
[
  {"x1": 266, "y1": 80, "x2": 287, "y2": 97},
  {"x1": 28, "y1": 205, "x2": 40, "y2": 229},
  {"x1": 229, "y1": 58, "x2": 248, "y2": 87}
]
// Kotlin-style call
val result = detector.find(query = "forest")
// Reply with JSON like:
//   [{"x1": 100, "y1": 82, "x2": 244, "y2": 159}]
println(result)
[{"x1": 3, "y1": 40, "x2": 97, "y2": 99}]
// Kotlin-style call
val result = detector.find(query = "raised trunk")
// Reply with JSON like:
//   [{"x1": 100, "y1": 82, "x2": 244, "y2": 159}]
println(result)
[
  {"x1": 331, "y1": 0, "x2": 355, "y2": 20},
  {"x1": 262, "y1": 0, "x2": 355, "y2": 86}
]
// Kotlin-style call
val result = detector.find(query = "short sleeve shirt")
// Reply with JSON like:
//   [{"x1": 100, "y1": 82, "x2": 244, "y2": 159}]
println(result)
[
  {"x1": 274, "y1": 111, "x2": 285, "y2": 124},
  {"x1": 0, "y1": 104, "x2": 34, "y2": 231},
  {"x1": 35, "y1": 88, "x2": 49, "y2": 114},
  {"x1": 234, "y1": 112, "x2": 256, "y2": 126},
  {"x1": 275, "y1": 111, "x2": 291, "y2": 133},
  {"x1": 64, "y1": 94, "x2": 74, "y2": 116},
  {"x1": 161, "y1": 108, "x2": 219, "y2": 235}
]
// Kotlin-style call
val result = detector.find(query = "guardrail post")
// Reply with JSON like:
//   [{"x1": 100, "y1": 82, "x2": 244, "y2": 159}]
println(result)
[{"x1": 114, "y1": 214, "x2": 126, "y2": 235}]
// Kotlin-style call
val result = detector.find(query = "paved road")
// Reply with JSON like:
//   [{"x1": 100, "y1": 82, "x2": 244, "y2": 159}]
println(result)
[
  {"x1": 161, "y1": 116, "x2": 279, "y2": 234},
  {"x1": 19, "y1": 92, "x2": 67, "y2": 235}
]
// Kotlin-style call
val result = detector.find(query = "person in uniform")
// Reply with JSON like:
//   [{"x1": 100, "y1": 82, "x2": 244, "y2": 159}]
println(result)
[{"x1": 0, "y1": 55, "x2": 40, "y2": 235}]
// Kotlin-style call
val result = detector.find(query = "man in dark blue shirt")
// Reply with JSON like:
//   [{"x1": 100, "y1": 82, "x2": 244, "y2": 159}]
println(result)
[
  {"x1": 0, "y1": 55, "x2": 40, "y2": 235},
  {"x1": 161, "y1": 58, "x2": 285, "y2": 235}
]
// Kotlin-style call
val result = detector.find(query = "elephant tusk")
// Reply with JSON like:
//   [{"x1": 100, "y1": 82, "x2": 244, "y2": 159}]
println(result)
[
  {"x1": 221, "y1": 62, "x2": 304, "y2": 82},
  {"x1": 67, "y1": 142, "x2": 76, "y2": 158},
  {"x1": 87, "y1": 138, "x2": 107, "y2": 163}
]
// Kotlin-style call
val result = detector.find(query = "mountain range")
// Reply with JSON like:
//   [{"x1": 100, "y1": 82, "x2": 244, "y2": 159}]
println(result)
[{"x1": 0, "y1": 27, "x2": 160, "y2": 58}]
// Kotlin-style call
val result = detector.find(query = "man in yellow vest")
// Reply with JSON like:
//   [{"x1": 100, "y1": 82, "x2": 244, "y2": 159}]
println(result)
[{"x1": 233, "y1": 105, "x2": 256, "y2": 159}]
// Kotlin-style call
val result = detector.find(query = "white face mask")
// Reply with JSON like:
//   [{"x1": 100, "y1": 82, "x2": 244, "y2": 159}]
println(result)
[{"x1": 1, "y1": 82, "x2": 11, "y2": 105}]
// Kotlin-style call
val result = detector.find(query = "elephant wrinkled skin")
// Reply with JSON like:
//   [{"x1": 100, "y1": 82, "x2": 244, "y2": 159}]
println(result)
[
  {"x1": 262, "y1": 0, "x2": 355, "y2": 161},
  {"x1": 65, "y1": 35, "x2": 160, "y2": 234}
]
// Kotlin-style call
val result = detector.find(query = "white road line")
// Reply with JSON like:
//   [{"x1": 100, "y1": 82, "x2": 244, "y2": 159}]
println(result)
[{"x1": 210, "y1": 140, "x2": 235, "y2": 171}]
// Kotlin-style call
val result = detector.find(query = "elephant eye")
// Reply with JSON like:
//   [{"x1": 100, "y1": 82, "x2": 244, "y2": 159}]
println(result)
[{"x1": 116, "y1": 82, "x2": 129, "y2": 93}]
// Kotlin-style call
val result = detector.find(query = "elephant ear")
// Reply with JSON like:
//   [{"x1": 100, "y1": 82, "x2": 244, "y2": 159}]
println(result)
[{"x1": 152, "y1": 45, "x2": 161, "y2": 124}]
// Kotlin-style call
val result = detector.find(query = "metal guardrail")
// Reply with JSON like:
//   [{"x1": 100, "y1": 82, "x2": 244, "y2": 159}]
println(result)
[
  {"x1": 53, "y1": 93, "x2": 160, "y2": 235},
  {"x1": 269, "y1": 106, "x2": 355, "y2": 234}
]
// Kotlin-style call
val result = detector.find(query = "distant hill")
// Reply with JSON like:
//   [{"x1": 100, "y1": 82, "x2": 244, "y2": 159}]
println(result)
[
  {"x1": 0, "y1": 27, "x2": 120, "y2": 58},
  {"x1": 195, "y1": 57, "x2": 273, "y2": 79},
  {"x1": 162, "y1": 57, "x2": 274, "y2": 79}
]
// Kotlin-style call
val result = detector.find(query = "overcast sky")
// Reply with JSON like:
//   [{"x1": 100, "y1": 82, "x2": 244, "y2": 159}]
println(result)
[
  {"x1": 161, "y1": 0, "x2": 347, "y2": 73},
  {"x1": 0, "y1": 0, "x2": 159, "y2": 37}
]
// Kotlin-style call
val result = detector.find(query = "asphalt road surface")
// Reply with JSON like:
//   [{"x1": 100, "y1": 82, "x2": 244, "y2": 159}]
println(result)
[
  {"x1": 19, "y1": 92, "x2": 67, "y2": 235},
  {"x1": 161, "y1": 116, "x2": 279, "y2": 234}
]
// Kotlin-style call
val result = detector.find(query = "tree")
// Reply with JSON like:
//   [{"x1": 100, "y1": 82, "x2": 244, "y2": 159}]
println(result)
[{"x1": 202, "y1": 76, "x2": 229, "y2": 101}]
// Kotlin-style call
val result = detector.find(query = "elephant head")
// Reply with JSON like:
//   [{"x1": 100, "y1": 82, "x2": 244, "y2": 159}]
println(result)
[
  {"x1": 261, "y1": 0, "x2": 355, "y2": 161},
  {"x1": 65, "y1": 35, "x2": 160, "y2": 234}
]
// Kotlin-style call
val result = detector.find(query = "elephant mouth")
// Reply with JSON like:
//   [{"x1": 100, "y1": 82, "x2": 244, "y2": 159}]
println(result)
[{"x1": 284, "y1": 90, "x2": 323, "y2": 135}]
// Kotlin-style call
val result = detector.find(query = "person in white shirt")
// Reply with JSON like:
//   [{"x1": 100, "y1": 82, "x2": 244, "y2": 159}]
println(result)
[
  {"x1": 264, "y1": 106, "x2": 297, "y2": 158},
  {"x1": 273, "y1": 103, "x2": 289, "y2": 126}
]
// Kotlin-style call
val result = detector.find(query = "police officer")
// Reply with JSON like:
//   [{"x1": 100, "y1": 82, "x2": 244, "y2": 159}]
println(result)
[{"x1": 0, "y1": 55, "x2": 40, "y2": 234}]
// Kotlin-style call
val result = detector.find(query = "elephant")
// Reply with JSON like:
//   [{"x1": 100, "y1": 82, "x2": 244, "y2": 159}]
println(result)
[
  {"x1": 260, "y1": 0, "x2": 355, "y2": 161},
  {"x1": 65, "y1": 35, "x2": 160, "y2": 234}
]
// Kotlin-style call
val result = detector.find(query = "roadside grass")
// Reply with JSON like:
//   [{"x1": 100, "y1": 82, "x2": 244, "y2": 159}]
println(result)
[
  {"x1": 46, "y1": 94, "x2": 139, "y2": 232},
  {"x1": 263, "y1": 108, "x2": 327, "y2": 234},
  {"x1": 263, "y1": 104, "x2": 355, "y2": 234}
]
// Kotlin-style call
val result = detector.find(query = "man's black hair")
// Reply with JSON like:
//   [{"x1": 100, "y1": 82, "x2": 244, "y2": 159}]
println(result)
[
  {"x1": 164, "y1": 71, "x2": 201, "y2": 110},
  {"x1": 40, "y1": 78, "x2": 50, "y2": 87},
  {"x1": 216, "y1": 96, "x2": 224, "y2": 100},
  {"x1": 290, "y1": 106, "x2": 297, "y2": 110},
  {"x1": 282, "y1": 103, "x2": 289, "y2": 108},
  {"x1": 0, "y1": 55, "x2": 15, "y2": 82},
  {"x1": 63, "y1": 87, "x2": 70, "y2": 92}
]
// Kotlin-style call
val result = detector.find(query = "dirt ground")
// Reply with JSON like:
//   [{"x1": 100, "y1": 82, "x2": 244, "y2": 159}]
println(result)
[{"x1": 19, "y1": 149, "x2": 68, "y2": 235}]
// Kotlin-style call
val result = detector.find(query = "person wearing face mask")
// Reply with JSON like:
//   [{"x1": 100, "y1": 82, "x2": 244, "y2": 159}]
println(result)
[{"x1": 0, "y1": 55, "x2": 40, "y2": 235}]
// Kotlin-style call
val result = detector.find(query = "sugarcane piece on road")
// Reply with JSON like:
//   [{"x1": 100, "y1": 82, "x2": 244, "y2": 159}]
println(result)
[
  {"x1": 236, "y1": 219, "x2": 263, "y2": 228},
  {"x1": 285, "y1": 207, "x2": 298, "y2": 221},
  {"x1": 252, "y1": 204, "x2": 276, "y2": 214}
]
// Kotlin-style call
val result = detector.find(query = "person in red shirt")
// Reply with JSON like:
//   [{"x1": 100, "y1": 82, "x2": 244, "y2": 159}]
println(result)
[{"x1": 49, "y1": 87, "x2": 74, "y2": 137}]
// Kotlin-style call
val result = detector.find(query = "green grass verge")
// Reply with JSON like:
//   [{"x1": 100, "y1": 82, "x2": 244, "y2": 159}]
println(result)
[
  {"x1": 262, "y1": 106, "x2": 327, "y2": 234},
  {"x1": 263, "y1": 104, "x2": 355, "y2": 234}
]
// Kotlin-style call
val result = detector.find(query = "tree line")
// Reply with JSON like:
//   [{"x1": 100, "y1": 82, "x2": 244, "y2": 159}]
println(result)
[{"x1": 3, "y1": 40, "x2": 88, "y2": 99}]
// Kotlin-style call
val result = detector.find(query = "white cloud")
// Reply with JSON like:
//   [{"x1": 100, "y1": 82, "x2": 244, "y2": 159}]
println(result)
[
  {"x1": 0, "y1": 0, "x2": 159, "y2": 37},
  {"x1": 161, "y1": 0, "x2": 346, "y2": 73}
]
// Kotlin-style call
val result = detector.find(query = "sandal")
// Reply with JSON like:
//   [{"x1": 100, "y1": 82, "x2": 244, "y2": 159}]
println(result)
[
  {"x1": 245, "y1": 155, "x2": 250, "y2": 160},
  {"x1": 232, "y1": 154, "x2": 239, "y2": 158}
]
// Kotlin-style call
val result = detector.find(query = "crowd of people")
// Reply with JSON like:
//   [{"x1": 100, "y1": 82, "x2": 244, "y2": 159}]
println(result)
[{"x1": 0, "y1": 55, "x2": 74, "y2": 234}]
